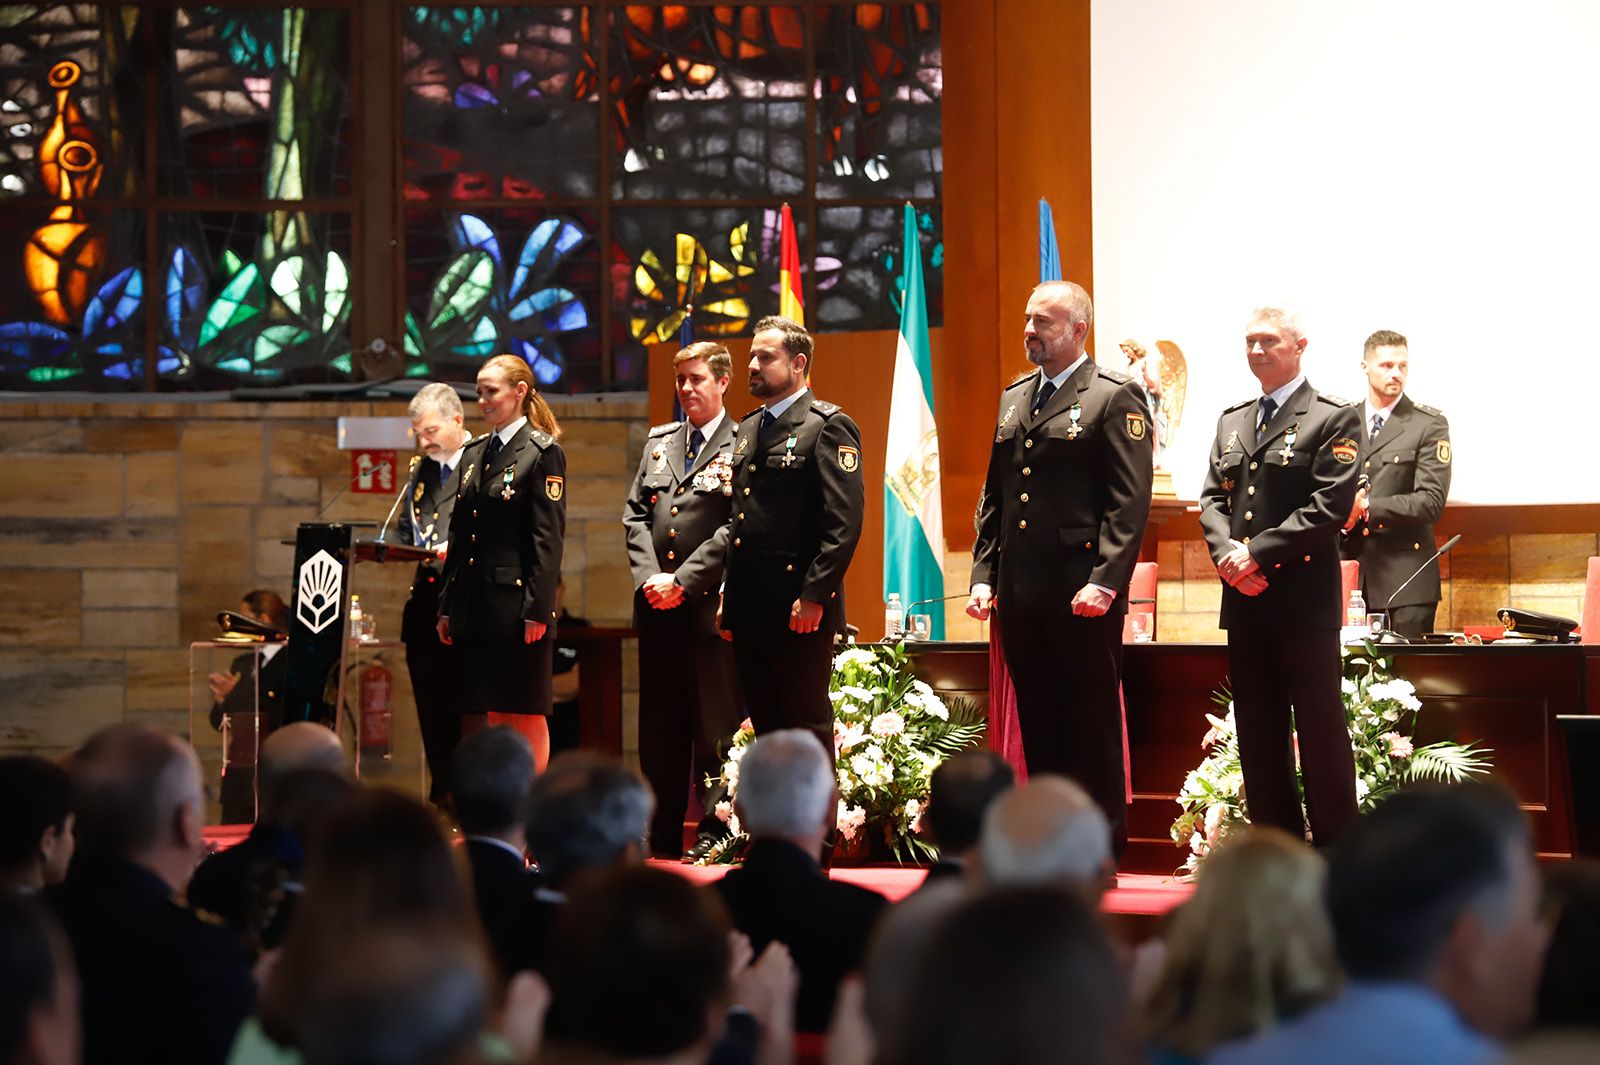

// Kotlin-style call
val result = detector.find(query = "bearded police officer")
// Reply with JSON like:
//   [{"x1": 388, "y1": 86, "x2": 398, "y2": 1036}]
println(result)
[
  {"x1": 717, "y1": 316, "x2": 865, "y2": 747},
  {"x1": 1198, "y1": 307, "x2": 1362, "y2": 846},
  {"x1": 623, "y1": 341, "x2": 745, "y2": 859},
  {"x1": 1341, "y1": 330, "x2": 1452, "y2": 637},
  {"x1": 967, "y1": 280, "x2": 1154, "y2": 854},
  {"x1": 399, "y1": 382, "x2": 469, "y2": 805}
]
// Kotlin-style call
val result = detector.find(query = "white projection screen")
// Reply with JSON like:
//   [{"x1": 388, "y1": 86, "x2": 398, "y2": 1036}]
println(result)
[{"x1": 1090, "y1": 1, "x2": 1600, "y2": 504}]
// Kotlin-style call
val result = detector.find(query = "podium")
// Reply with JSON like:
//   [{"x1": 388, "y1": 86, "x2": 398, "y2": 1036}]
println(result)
[
  {"x1": 282, "y1": 522, "x2": 436, "y2": 781},
  {"x1": 188, "y1": 638, "x2": 286, "y2": 825}
]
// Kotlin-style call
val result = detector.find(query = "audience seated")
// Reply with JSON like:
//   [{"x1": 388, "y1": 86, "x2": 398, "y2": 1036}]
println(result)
[
  {"x1": 539, "y1": 865, "x2": 732, "y2": 1065},
  {"x1": 886, "y1": 886, "x2": 1129, "y2": 1065},
  {"x1": 917, "y1": 748, "x2": 1014, "y2": 888},
  {"x1": 50, "y1": 723, "x2": 255, "y2": 1065},
  {"x1": 976, "y1": 774, "x2": 1116, "y2": 898},
  {"x1": 1532, "y1": 858, "x2": 1600, "y2": 1030},
  {"x1": 1208, "y1": 783, "x2": 1551, "y2": 1065},
  {"x1": 236, "y1": 787, "x2": 517, "y2": 1065},
  {"x1": 189, "y1": 722, "x2": 351, "y2": 954},
  {"x1": 1142, "y1": 828, "x2": 1340, "y2": 1064},
  {"x1": 850, "y1": 875, "x2": 970, "y2": 1065},
  {"x1": 0, "y1": 757, "x2": 74, "y2": 896},
  {"x1": 519, "y1": 752, "x2": 654, "y2": 973},
  {"x1": 0, "y1": 895, "x2": 79, "y2": 1065},
  {"x1": 713, "y1": 729, "x2": 888, "y2": 1034},
  {"x1": 297, "y1": 931, "x2": 491, "y2": 1065},
  {"x1": 451, "y1": 726, "x2": 541, "y2": 979}
]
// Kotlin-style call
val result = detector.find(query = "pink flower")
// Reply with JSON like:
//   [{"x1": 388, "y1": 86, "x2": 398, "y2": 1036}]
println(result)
[
  {"x1": 1383, "y1": 732, "x2": 1414, "y2": 758},
  {"x1": 837, "y1": 802, "x2": 867, "y2": 841},
  {"x1": 870, "y1": 711, "x2": 905, "y2": 738},
  {"x1": 835, "y1": 722, "x2": 867, "y2": 753},
  {"x1": 738, "y1": 718, "x2": 754, "y2": 733}
]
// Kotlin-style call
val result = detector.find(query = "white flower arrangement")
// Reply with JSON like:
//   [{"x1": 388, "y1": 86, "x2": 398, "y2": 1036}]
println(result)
[
  {"x1": 698, "y1": 642, "x2": 987, "y2": 864},
  {"x1": 1170, "y1": 643, "x2": 1493, "y2": 875}
]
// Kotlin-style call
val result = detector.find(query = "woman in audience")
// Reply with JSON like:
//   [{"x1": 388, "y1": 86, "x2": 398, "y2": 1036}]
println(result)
[
  {"x1": 0, "y1": 896, "x2": 79, "y2": 1065},
  {"x1": 1141, "y1": 828, "x2": 1340, "y2": 1065},
  {"x1": 436, "y1": 353, "x2": 566, "y2": 771},
  {"x1": 228, "y1": 788, "x2": 539, "y2": 1065},
  {"x1": 1533, "y1": 858, "x2": 1600, "y2": 1030},
  {"x1": 0, "y1": 756, "x2": 74, "y2": 896}
]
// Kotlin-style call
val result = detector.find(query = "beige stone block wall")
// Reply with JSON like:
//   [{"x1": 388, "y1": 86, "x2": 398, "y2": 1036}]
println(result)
[{"x1": 0, "y1": 396, "x2": 647, "y2": 810}]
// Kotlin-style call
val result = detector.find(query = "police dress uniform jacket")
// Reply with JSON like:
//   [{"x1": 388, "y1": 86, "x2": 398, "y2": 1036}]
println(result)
[
  {"x1": 623, "y1": 415, "x2": 745, "y2": 853},
  {"x1": 718, "y1": 392, "x2": 866, "y2": 635},
  {"x1": 1340, "y1": 395, "x2": 1452, "y2": 611},
  {"x1": 715, "y1": 392, "x2": 865, "y2": 742},
  {"x1": 1197, "y1": 380, "x2": 1362, "y2": 844},
  {"x1": 398, "y1": 451, "x2": 464, "y2": 799},
  {"x1": 969, "y1": 361, "x2": 1154, "y2": 840},
  {"x1": 1199, "y1": 380, "x2": 1364, "y2": 630},
  {"x1": 438, "y1": 421, "x2": 566, "y2": 715}
]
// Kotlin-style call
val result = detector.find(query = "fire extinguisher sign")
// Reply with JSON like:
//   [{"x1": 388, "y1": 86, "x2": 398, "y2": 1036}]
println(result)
[{"x1": 351, "y1": 449, "x2": 398, "y2": 494}]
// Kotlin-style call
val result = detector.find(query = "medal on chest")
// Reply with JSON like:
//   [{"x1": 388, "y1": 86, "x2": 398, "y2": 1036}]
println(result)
[
  {"x1": 996, "y1": 403, "x2": 1018, "y2": 442},
  {"x1": 781, "y1": 434, "x2": 798, "y2": 467},
  {"x1": 1279, "y1": 424, "x2": 1298, "y2": 464},
  {"x1": 1066, "y1": 403, "x2": 1083, "y2": 440},
  {"x1": 1224, "y1": 429, "x2": 1238, "y2": 454},
  {"x1": 651, "y1": 447, "x2": 668, "y2": 474},
  {"x1": 500, "y1": 465, "x2": 516, "y2": 500}
]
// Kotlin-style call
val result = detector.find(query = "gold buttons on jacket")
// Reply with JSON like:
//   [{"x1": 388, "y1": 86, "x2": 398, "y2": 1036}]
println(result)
[
  {"x1": 1242, "y1": 536, "x2": 1251, "y2": 544},
  {"x1": 786, "y1": 564, "x2": 794, "y2": 572},
  {"x1": 668, "y1": 529, "x2": 677, "y2": 538},
  {"x1": 1022, "y1": 467, "x2": 1031, "y2": 476},
  {"x1": 1364, "y1": 460, "x2": 1372, "y2": 469},
  {"x1": 1020, "y1": 493, "x2": 1029, "y2": 503},
  {"x1": 1413, "y1": 543, "x2": 1421, "y2": 550},
  {"x1": 1018, "y1": 519, "x2": 1028, "y2": 530},
  {"x1": 667, "y1": 550, "x2": 676, "y2": 560},
  {"x1": 1024, "y1": 439, "x2": 1034, "y2": 449},
  {"x1": 670, "y1": 506, "x2": 678, "y2": 515},
  {"x1": 1247, "y1": 486, "x2": 1255, "y2": 495},
  {"x1": 743, "y1": 487, "x2": 751, "y2": 496},
  {"x1": 747, "y1": 463, "x2": 756, "y2": 472},
  {"x1": 1245, "y1": 511, "x2": 1253, "y2": 520},
  {"x1": 470, "y1": 533, "x2": 476, "y2": 542},
  {"x1": 734, "y1": 538, "x2": 742, "y2": 547},
  {"x1": 468, "y1": 557, "x2": 475, "y2": 565},
  {"x1": 676, "y1": 486, "x2": 685, "y2": 494},
  {"x1": 1249, "y1": 461, "x2": 1258, "y2": 471},
  {"x1": 472, "y1": 509, "x2": 478, "y2": 518},
  {"x1": 1083, "y1": 541, "x2": 1092, "y2": 549},
  {"x1": 515, "y1": 578, "x2": 523, "y2": 587}
]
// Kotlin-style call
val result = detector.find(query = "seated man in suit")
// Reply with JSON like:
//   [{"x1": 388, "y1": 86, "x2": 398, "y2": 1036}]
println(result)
[
  {"x1": 207, "y1": 589, "x2": 290, "y2": 823},
  {"x1": 451, "y1": 726, "x2": 540, "y2": 978},
  {"x1": 918, "y1": 748, "x2": 1015, "y2": 889},
  {"x1": 714, "y1": 729, "x2": 889, "y2": 1033},
  {"x1": 188, "y1": 722, "x2": 350, "y2": 955},
  {"x1": 977, "y1": 775, "x2": 1117, "y2": 902}
]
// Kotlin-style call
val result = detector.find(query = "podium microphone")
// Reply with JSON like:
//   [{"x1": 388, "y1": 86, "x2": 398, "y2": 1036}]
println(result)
[
  {"x1": 892, "y1": 593, "x2": 968, "y2": 640},
  {"x1": 1375, "y1": 533, "x2": 1461, "y2": 644}
]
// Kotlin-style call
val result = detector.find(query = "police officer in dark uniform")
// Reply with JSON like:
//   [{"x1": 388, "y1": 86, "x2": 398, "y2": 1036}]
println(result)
[
  {"x1": 438, "y1": 354, "x2": 566, "y2": 768},
  {"x1": 1199, "y1": 307, "x2": 1362, "y2": 846},
  {"x1": 399, "y1": 382, "x2": 469, "y2": 804},
  {"x1": 623, "y1": 341, "x2": 745, "y2": 859},
  {"x1": 207, "y1": 590, "x2": 289, "y2": 823},
  {"x1": 718, "y1": 316, "x2": 865, "y2": 747},
  {"x1": 1340, "y1": 330, "x2": 1452, "y2": 637},
  {"x1": 967, "y1": 281, "x2": 1153, "y2": 851}
]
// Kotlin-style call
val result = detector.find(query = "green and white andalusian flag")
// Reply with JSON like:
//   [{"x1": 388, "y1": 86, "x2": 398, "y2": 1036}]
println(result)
[{"x1": 883, "y1": 204, "x2": 945, "y2": 638}]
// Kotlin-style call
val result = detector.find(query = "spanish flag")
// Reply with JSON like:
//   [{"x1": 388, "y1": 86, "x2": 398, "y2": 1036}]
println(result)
[{"x1": 778, "y1": 202, "x2": 804, "y2": 326}]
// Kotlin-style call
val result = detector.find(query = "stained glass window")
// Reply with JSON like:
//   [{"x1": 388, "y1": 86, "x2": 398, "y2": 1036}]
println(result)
[{"x1": 815, "y1": 203, "x2": 942, "y2": 332}]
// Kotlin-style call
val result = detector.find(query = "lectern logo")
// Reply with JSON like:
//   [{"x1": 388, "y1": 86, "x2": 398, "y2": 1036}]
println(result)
[{"x1": 296, "y1": 550, "x2": 343, "y2": 634}]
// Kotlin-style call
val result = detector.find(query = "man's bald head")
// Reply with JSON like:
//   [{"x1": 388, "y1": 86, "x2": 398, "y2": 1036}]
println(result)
[
  {"x1": 262, "y1": 722, "x2": 344, "y2": 779},
  {"x1": 69, "y1": 724, "x2": 205, "y2": 889},
  {"x1": 978, "y1": 776, "x2": 1113, "y2": 895}
]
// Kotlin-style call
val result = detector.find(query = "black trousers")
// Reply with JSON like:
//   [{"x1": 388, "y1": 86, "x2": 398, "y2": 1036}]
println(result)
[
  {"x1": 997, "y1": 602, "x2": 1128, "y2": 853},
  {"x1": 404, "y1": 590, "x2": 462, "y2": 804},
  {"x1": 1226, "y1": 623, "x2": 1357, "y2": 845},
  {"x1": 637, "y1": 592, "x2": 744, "y2": 853},
  {"x1": 218, "y1": 767, "x2": 256, "y2": 825},
  {"x1": 1387, "y1": 603, "x2": 1437, "y2": 638},
  {"x1": 730, "y1": 620, "x2": 835, "y2": 751}
]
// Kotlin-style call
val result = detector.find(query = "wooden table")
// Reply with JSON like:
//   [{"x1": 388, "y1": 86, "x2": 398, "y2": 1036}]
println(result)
[{"x1": 901, "y1": 640, "x2": 1600, "y2": 873}]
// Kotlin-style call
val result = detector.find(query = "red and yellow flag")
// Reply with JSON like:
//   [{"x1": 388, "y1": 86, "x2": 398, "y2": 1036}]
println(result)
[{"x1": 778, "y1": 202, "x2": 804, "y2": 326}]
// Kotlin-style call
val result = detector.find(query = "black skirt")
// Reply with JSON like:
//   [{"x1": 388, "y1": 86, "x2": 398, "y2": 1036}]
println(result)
[{"x1": 457, "y1": 602, "x2": 554, "y2": 716}]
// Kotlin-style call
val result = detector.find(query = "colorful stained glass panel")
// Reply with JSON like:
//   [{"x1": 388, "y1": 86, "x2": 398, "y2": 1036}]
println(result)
[{"x1": 814, "y1": 203, "x2": 941, "y2": 332}]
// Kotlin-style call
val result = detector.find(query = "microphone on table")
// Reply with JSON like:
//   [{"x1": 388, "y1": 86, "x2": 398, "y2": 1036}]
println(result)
[
  {"x1": 1374, "y1": 533, "x2": 1461, "y2": 644},
  {"x1": 892, "y1": 594, "x2": 969, "y2": 640}
]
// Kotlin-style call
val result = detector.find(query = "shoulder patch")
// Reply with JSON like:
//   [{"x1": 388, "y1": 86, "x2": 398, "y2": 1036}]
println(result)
[
  {"x1": 812, "y1": 399, "x2": 841, "y2": 416},
  {"x1": 1222, "y1": 397, "x2": 1257, "y2": 413},
  {"x1": 529, "y1": 428, "x2": 555, "y2": 449},
  {"x1": 1097, "y1": 365, "x2": 1132, "y2": 385},
  {"x1": 1316, "y1": 393, "x2": 1354, "y2": 408},
  {"x1": 648, "y1": 420, "x2": 681, "y2": 437}
]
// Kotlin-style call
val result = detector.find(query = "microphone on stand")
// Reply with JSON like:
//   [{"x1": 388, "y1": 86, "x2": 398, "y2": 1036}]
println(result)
[
  {"x1": 1374, "y1": 533, "x2": 1461, "y2": 644},
  {"x1": 893, "y1": 593, "x2": 969, "y2": 640}
]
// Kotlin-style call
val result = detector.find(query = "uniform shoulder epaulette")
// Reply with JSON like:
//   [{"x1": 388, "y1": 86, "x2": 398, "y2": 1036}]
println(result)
[
  {"x1": 529, "y1": 428, "x2": 555, "y2": 448},
  {"x1": 1222, "y1": 396, "x2": 1256, "y2": 413},
  {"x1": 408, "y1": 454, "x2": 422, "y2": 473},
  {"x1": 1096, "y1": 365, "x2": 1132, "y2": 385},
  {"x1": 812, "y1": 399, "x2": 842, "y2": 416},
  {"x1": 1413, "y1": 402, "x2": 1444, "y2": 419},
  {"x1": 1005, "y1": 372, "x2": 1035, "y2": 391},
  {"x1": 1316, "y1": 393, "x2": 1354, "y2": 408},
  {"x1": 648, "y1": 420, "x2": 681, "y2": 437},
  {"x1": 467, "y1": 432, "x2": 491, "y2": 447},
  {"x1": 740, "y1": 405, "x2": 764, "y2": 421}
]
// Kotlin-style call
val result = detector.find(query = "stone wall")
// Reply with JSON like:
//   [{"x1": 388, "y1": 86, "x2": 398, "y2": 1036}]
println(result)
[{"x1": 0, "y1": 396, "x2": 649, "y2": 813}]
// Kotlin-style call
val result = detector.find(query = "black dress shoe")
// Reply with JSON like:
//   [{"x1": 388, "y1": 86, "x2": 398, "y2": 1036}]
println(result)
[{"x1": 685, "y1": 834, "x2": 723, "y2": 863}]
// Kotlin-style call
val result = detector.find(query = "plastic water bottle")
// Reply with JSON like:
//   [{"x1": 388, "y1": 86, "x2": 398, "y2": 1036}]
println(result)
[
  {"x1": 885, "y1": 593, "x2": 903, "y2": 638},
  {"x1": 350, "y1": 594, "x2": 365, "y2": 640},
  {"x1": 1346, "y1": 589, "x2": 1367, "y2": 629}
]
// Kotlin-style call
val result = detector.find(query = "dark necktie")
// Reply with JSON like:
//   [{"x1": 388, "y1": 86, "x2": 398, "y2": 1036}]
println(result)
[
  {"x1": 1031, "y1": 380, "x2": 1057, "y2": 416},
  {"x1": 1256, "y1": 396, "x2": 1278, "y2": 442},
  {"x1": 1370, "y1": 412, "x2": 1385, "y2": 440},
  {"x1": 438, "y1": 463, "x2": 451, "y2": 487},
  {"x1": 484, "y1": 433, "x2": 503, "y2": 465},
  {"x1": 759, "y1": 409, "x2": 777, "y2": 438},
  {"x1": 685, "y1": 428, "x2": 704, "y2": 473}
]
